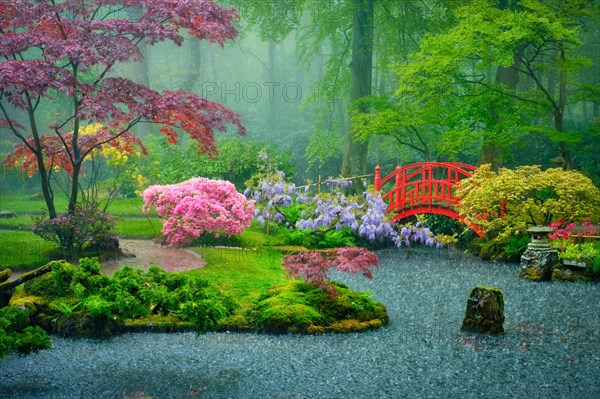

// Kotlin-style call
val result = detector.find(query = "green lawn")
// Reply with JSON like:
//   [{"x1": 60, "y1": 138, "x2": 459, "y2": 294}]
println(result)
[
  {"x1": 114, "y1": 216, "x2": 162, "y2": 238},
  {"x1": 103, "y1": 197, "x2": 155, "y2": 216},
  {"x1": 0, "y1": 230, "x2": 61, "y2": 270},
  {"x1": 0, "y1": 192, "x2": 58, "y2": 215},
  {"x1": 0, "y1": 215, "x2": 36, "y2": 230},
  {"x1": 0, "y1": 215, "x2": 161, "y2": 239},
  {"x1": 0, "y1": 191, "x2": 153, "y2": 216},
  {"x1": 187, "y1": 246, "x2": 287, "y2": 304},
  {"x1": 0, "y1": 192, "x2": 289, "y2": 304},
  {"x1": 0, "y1": 191, "x2": 162, "y2": 269}
]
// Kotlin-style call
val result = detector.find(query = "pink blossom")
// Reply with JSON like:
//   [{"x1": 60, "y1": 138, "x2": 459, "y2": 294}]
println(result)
[{"x1": 143, "y1": 177, "x2": 254, "y2": 246}]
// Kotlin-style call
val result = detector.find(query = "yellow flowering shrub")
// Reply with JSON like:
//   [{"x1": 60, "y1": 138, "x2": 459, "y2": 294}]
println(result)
[{"x1": 80, "y1": 124, "x2": 158, "y2": 197}]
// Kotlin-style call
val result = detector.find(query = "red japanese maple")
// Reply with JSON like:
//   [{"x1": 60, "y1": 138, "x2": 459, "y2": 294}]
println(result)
[
  {"x1": 283, "y1": 247, "x2": 379, "y2": 296},
  {"x1": 0, "y1": 0, "x2": 245, "y2": 230}
]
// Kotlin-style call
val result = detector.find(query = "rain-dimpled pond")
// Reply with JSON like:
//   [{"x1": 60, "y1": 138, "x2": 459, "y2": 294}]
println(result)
[{"x1": 1, "y1": 248, "x2": 599, "y2": 399}]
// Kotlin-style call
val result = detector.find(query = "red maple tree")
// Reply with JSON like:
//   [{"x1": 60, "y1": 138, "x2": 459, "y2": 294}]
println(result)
[
  {"x1": 0, "y1": 1, "x2": 245, "y2": 250},
  {"x1": 283, "y1": 247, "x2": 379, "y2": 296}
]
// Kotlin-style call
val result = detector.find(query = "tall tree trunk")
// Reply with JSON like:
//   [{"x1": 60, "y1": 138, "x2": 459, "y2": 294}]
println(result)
[
  {"x1": 68, "y1": 63, "x2": 81, "y2": 216},
  {"x1": 268, "y1": 40, "x2": 277, "y2": 142},
  {"x1": 556, "y1": 47, "x2": 572, "y2": 170},
  {"x1": 478, "y1": 0, "x2": 520, "y2": 170},
  {"x1": 183, "y1": 36, "x2": 201, "y2": 91},
  {"x1": 26, "y1": 103, "x2": 57, "y2": 219},
  {"x1": 478, "y1": 59, "x2": 520, "y2": 169},
  {"x1": 341, "y1": 0, "x2": 374, "y2": 178}
]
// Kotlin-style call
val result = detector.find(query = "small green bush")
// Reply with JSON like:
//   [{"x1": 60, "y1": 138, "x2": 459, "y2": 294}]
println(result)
[
  {"x1": 179, "y1": 299, "x2": 229, "y2": 331},
  {"x1": 274, "y1": 226, "x2": 358, "y2": 250},
  {"x1": 277, "y1": 228, "x2": 316, "y2": 248},
  {"x1": 587, "y1": 250, "x2": 600, "y2": 277},
  {"x1": 503, "y1": 235, "x2": 530, "y2": 261},
  {"x1": 0, "y1": 306, "x2": 51, "y2": 358},
  {"x1": 318, "y1": 229, "x2": 356, "y2": 248}
]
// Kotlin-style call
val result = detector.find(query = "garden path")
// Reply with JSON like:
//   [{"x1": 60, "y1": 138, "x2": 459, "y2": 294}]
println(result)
[{"x1": 101, "y1": 239, "x2": 206, "y2": 275}]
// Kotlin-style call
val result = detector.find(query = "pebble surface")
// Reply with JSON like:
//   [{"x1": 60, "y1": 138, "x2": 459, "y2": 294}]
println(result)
[{"x1": 1, "y1": 248, "x2": 599, "y2": 399}]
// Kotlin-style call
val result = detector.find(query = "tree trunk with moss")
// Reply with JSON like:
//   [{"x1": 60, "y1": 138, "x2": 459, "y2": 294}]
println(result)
[{"x1": 0, "y1": 262, "x2": 58, "y2": 308}]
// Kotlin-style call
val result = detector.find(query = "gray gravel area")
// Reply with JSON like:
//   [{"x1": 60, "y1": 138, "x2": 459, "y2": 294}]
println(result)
[{"x1": 1, "y1": 248, "x2": 599, "y2": 399}]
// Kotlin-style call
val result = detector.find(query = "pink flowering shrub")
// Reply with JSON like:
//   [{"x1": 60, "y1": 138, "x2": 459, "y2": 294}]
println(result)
[
  {"x1": 548, "y1": 218, "x2": 597, "y2": 242},
  {"x1": 30, "y1": 202, "x2": 116, "y2": 259},
  {"x1": 548, "y1": 218, "x2": 598, "y2": 262},
  {"x1": 143, "y1": 178, "x2": 254, "y2": 246},
  {"x1": 283, "y1": 247, "x2": 379, "y2": 295}
]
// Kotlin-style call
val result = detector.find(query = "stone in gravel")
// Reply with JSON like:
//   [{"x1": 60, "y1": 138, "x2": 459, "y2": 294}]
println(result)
[
  {"x1": 0, "y1": 210, "x2": 16, "y2": 218},
  {"x1": 461, "y1": 286, "x2": 505, "y2": 334}
]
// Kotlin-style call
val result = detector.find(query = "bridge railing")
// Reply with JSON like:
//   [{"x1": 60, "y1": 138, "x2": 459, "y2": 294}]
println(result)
[
  {"x1": 374, "y1": 162, "x2": 477, "y2": 213},
  {"x1": 374, "y1": 162, "x2": 486, "y2": 237}
]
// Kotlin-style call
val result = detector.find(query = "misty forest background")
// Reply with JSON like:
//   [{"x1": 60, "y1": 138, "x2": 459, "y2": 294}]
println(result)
[{"x1": 2, "y1": 0, "x2": 599, "y2": 193}]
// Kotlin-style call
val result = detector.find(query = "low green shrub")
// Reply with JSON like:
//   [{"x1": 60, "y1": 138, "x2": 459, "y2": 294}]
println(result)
[
  {"x1": 0, "y1": 306, "x2": 51, "y2": 358},
  {"x1": 274, "y1": 226, "x2": 361, "y2": 250},
  {"x1": 503, "y1": 235, "x2": 530, "y2": 261},
  {"x1": 179, "y1": 299, "x2": 231, "y2": 331},
  {"x1": 318, "y1": 229, "x2": 356, "y2": 248},
  {"x1": 23, "y1": 258, "x2": 238, "y2": 337},
  {"x1": 586, "y1": 250, "x2": 600, "y2": 278},
  {"x1": 276, "y1": 228, "x2": 316, "y2": 248}
]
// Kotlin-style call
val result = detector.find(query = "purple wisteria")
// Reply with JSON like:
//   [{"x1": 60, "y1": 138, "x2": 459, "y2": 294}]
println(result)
[
  {"x1": 245, "y1": 171, "x2": 294, "y2": 227},
  {"x1": 246, "y1": 172, "x2": 446, "y2": 249}
]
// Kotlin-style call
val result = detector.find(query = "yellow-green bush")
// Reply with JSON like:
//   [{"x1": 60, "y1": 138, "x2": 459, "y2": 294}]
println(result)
[{"x1": 456, "y1": 165, "x2": 600, "y2": 259}]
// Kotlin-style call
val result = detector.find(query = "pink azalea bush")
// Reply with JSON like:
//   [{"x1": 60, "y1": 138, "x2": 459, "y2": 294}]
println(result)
[
  {"x1": 548, "y1": 218, "x2": 597, "y2": 242},
  {"x1": 143, "y1": 178, "x2": 254, "y2": 246},
  {"x1": 548, "y1": 218, "x2": 598, "y2": 262}
]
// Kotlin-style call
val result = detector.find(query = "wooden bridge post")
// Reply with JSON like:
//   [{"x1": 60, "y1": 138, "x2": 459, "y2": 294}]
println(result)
[
  {"x1": 395, "y1": 166, "x2": 402, "y2": 210},
  {"x1": 374, "y1": 165, "x2": 381, "y2": 194}
]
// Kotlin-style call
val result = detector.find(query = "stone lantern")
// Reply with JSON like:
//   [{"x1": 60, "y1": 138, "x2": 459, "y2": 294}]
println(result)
[{"x1": 526, "y1": 225, "x2": 554, "y2": 250}]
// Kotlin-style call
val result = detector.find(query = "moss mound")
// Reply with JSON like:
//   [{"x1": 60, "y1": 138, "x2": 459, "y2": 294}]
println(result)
[{"x1": 243, "y1": 281, "x2": 389, "y2": 334}]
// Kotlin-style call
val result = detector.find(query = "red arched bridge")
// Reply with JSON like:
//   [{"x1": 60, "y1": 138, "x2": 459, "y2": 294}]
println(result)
[{"x1": 374, "y1": 162, "x2": 485, "y2": 237}]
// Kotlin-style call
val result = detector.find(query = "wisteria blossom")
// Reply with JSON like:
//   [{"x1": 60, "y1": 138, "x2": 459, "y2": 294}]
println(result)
[{"x1": 247, "y1": 171, "x2": 447, "y2": 248}]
